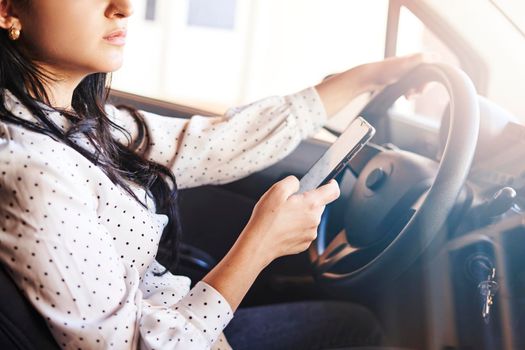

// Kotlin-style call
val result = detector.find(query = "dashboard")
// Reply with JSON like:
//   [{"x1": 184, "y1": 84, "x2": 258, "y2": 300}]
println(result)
[
  {"x1": 432, "y1": 97, "x2": 525, "y2": 205},
  {"x1": 469, "y1": 121, "x2": 525, "y2": 193}
]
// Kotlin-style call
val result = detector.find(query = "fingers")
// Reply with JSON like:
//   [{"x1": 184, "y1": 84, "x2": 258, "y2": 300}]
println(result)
[
  {"x1": 394, "y1": 53, "x2": 426, "y2": 76},
  {"x1": 400, "y1": 52, "x2": 441, "y2": 70},
  {"x1": 288, "y1": 228, "x2": 319, "y2": 255},
  {"x1": 398, "y1": 52, "x2": 440, "y2": 99},
  {"x1": 404, "y1": 82, "x2": 434, "y2": 99},
  {"x1": 302, "y1": 179, "x2": 340, "y2": 207},
  {"x1": 404, "y1": 88, "x2": 416, "y2": 100},
  {"x1": 419, "y1": 52, "x2": 441, "y2": 64},
  {"x1": 390, "y1": 52, "x2": 440, "y2": 72}
]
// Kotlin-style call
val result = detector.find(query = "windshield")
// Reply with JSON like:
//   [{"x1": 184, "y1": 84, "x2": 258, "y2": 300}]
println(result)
[
  {"x1": 490, "y1": 0, "x2": 525, "y2": 37},
  {"x1": 424, "y1": 0, "x2": 525, "y2": 121}
]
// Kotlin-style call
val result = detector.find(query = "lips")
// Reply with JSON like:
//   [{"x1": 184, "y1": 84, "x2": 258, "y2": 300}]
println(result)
[{"x1": 103, "y1": 29, "x2": 127, "y2": 46}]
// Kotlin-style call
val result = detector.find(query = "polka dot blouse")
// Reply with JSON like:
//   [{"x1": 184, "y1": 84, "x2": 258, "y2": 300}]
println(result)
[{"x1": 0, "y1": 88, "x2": 327, "y2": 349}]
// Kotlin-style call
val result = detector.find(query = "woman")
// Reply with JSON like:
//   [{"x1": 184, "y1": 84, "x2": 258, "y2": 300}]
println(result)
[{"x1": 0, "y1": 0, "x2": 429, "y2": 349}]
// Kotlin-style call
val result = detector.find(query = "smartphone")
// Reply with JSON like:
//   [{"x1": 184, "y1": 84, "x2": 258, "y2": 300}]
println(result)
[{"x1": 297, "y1": 116, "x2": 375, "y2": 194}]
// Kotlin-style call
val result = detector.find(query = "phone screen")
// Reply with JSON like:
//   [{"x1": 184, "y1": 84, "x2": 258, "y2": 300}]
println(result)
[{"x1": 297, "y1": 117, "x2": 375, "y2": 194}]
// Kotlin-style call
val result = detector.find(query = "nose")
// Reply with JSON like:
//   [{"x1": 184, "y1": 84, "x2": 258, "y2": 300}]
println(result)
[{"x1": 106, "y1": 0, "x2": 134, "y2": 19}]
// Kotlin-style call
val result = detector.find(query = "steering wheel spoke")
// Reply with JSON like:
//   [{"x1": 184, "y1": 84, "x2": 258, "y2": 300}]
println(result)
[
  {"x1": 410, "y1": 188, "x2": 430, "y2": 213},
  {"x1": 314, "y1": 230, "x2": 360, "y2": 274}
]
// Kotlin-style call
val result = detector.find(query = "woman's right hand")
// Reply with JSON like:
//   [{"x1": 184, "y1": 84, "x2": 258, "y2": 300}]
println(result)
[
  {"x1": 239, "y1": 175, "x2": 340, "y2": 267},
  {"x1": 202, "y1": 176, "x2": 339, "y2": 311}
]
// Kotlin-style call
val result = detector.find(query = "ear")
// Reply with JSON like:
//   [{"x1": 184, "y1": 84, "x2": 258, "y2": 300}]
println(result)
[{"x1": 0, "y1": 0, "x2": 17, "y2": 30}]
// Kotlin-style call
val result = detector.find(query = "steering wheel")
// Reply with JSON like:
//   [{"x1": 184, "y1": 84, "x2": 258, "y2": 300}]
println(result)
[{"x1": 309, "y1": 63, "x2": 480, "y2": 292}]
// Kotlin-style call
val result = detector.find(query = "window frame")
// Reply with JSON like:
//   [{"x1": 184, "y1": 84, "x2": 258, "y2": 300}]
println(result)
[{"x1": 385, "y1": 0, "x2": 489, "y2": 95}]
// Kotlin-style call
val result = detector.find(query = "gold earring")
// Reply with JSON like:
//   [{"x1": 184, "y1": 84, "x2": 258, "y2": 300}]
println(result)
[{"x1": 8, "y1": 26, "x2": 21, "y2": 41}]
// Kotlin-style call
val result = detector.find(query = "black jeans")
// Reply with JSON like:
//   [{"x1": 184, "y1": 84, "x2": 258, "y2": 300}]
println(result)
[{"x1": 224, "y1": 301, "x2": 384, "y2": 350}]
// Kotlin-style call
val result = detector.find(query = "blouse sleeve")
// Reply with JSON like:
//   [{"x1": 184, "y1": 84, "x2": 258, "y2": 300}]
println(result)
[
  {"x1": 0, "y1": 145, "x2": 233, "y2": 349},
  {"x1": 107, "y1": 87, "x2": 327, "y2": 189},
  {"x1": 138, "y1": 261, "x2": 232, "y2": 349}
]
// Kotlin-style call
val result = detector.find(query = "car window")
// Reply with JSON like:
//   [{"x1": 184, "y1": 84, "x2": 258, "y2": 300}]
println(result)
[
  {"x1": 490, "y1": 0, "x2": 525, "y2": 34},
  {"x1": 419, "y1": 0, "x2": 525, "y2": 124},
  {"x1": 112, "y1": 0, "x2": 389, "y2": 119},
  {"x1": 391, "y1": 6, "x2": 461, "y2": 127}
]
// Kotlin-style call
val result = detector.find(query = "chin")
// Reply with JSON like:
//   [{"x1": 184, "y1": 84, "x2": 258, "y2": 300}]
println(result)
[
  {"x1": 96, "y1": 58, "x2": 124, "y2": 73},
  {"x1": 92, "y1": 49, "x2": 125, "y2": 72},
  {"x1": 102, "y1": 64, "x2": 124, "y2": 73}
]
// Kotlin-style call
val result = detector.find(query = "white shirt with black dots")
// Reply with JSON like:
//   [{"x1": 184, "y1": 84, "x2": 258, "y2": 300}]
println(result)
[{"x1": 0, "y1": 88, "x2": 327, "y2": 349}]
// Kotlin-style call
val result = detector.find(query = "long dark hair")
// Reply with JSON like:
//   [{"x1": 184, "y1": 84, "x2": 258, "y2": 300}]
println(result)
[{"x1": 0, "y1": 27, "x2": 182, "y2": 275}]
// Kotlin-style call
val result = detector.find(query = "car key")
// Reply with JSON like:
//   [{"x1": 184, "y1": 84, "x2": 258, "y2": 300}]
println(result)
[{"x1": 478, "y1": 267, "x2": 499, "y2": 323}]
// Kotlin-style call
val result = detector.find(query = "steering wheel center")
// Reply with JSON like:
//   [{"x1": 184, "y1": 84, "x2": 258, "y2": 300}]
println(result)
[{"x1": 345, "y1": 150, "x2": 438, "y2": 248}]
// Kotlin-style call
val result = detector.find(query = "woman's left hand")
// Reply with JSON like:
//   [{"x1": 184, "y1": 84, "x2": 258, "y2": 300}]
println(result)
[
  {"x1": 351, "y1": 53, "x2": 436, "y2": 93},
  {"x1": 315, "y1": 53, "x2": 438, "y2": 117}
]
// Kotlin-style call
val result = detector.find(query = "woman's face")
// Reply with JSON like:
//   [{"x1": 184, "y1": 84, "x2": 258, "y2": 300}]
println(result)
[{"x1": 2, "y1": 0, "x2": 134, "y2": 77}]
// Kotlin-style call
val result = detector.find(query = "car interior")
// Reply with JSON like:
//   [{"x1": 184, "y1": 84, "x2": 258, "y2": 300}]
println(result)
[{"x1": 1, "y1": 0, "x2": 525, "y2": 349}]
